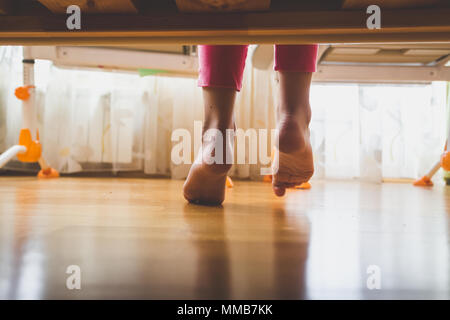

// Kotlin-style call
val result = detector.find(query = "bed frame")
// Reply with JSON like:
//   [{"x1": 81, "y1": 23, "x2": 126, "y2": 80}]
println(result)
[{"x1": 0, "y1": 0, "x2": 449, "y2": 45}]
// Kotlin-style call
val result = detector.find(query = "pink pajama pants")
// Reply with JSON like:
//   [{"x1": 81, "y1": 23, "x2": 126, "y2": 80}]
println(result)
[{"x1": 198, "y1": 45, "x2": 318, "y2": 91}]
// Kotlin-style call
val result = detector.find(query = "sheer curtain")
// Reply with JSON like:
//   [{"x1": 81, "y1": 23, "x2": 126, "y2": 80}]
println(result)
[
  {"x1": 0, "y1": 46, "x2": 448, "y2": 182},
  {"x1": 310, "y1": 82, "x2": 448, "y2": 181},
  {"x1": 0, "y1": 47, "x2": 23, "y2": 156}
]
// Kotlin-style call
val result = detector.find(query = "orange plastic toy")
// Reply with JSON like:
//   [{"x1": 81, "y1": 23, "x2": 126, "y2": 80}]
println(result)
[
  {"x1": 441, "y1": 150, "x2": 450, "y2": 171},
  {"x1": 295, "y1": 182, "x2": 311, "y2": 190},
  {"x1": 226, "y1": 176, "x2": 234, "y2": 188},
  {"x1": 414, "y1": 142, "x2": 450, "y2": 187},
  {"x1": 17, "y1": 129, "x2": 42, "y2": 163},
  {"x1": 0, "y1": 50, "x2": 59, "y2": 178},
  {"x1": 14, "y1": 125, "x2": 59, "y2": 178},
  {"x1": 413, "y1": 175, "x2": 434, "y2": 187},
  {"x1": 38, "y1": 159, "x2": 60, "y2": 179},
  {"x1": 14, "y1": 85, "x2": 35, "y2": 101}
]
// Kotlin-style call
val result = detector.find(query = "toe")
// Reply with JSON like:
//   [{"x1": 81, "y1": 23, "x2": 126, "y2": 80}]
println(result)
[{"x1": 273, "y1": 185, "x2": 286, "y2": 197}]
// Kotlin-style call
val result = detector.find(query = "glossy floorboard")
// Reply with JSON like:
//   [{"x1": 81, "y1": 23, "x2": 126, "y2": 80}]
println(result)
[{"x1": 0, "y1": 177, "x2": 448, "y2": 299}]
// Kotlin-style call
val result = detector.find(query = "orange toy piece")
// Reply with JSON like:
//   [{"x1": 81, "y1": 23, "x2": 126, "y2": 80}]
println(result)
[
  {"x1": 441, "y1": 151, "x2": 450, "y2": 171},
  {"x1": 17, "y1": 129, "x2": 42, "y2": 163},
  {"x1": 413, "y1": 160, "x2": 440, "y2": 187},
  {"x1": 226, "y1": 176, "x2": 234, "y2": 188},
  {"x1": 295, "y1": 182, "x2": 311, "y2": 189},
  {"x1": 414, "y1": 142, "x2": 449, "y2": 188},
  {"x1": 14, "y1": 85, "x2": 35, "y2": 101},
  {"x1": 38, "y1": 167, "x2": 59, "y2": 179},
  {"x1": 413, "y1": 176, "x2": 434, "y2": 187},
  {"x1": 37, "y1": 157, "x2": 59, "y2": 179}
]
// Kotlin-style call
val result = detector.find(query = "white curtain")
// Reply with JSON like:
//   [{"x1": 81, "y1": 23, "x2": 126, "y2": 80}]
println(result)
[
  {"x1": 0, "y1": 46, "x2": 448, "y2": 182},
  {"x1": 0, "y1": 47, "x2": 22, "y2": 155},
  {"x1": 310, "y1": 82, "x2": 448, "y2": 181}
]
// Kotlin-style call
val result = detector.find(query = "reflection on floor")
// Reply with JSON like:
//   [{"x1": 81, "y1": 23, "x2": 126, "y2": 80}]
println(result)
[{"x1": 0, "y1": 177, "x2": 448, "y2": 299}]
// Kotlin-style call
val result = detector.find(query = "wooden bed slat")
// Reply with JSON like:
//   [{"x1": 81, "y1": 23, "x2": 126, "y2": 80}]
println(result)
[
  {"x1": 175, "y1": 0, "x2": 271, "y2": 12},
  {"x1": 404, "y1": 49, "x2": 450, "y2": 56},
  {"x1": 332, "y1": 43, "x2": 450, "y2": 50},
  {"x1": 325, "y1": 52, "x2": 446, "y2": 64},
  {"x1": 0, "y1": 8, "x2": 449, "y2": 45},
  {"x1": 37, "y1": 0, "x2": 138, "y2": 14}
]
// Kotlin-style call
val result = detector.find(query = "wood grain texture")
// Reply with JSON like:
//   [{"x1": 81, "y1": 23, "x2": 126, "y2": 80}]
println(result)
[
  {"x1": 342, "y1": 0, "x2": 448, "y2": 9},
  {"x1": 324, "y1": 47, "x2": 450, "y2": 64},
  {"x1": 333, "y1": 43, "x2": 450, "y2": 50},
  {"x1": 106, "y1": 44, "x2": 186, "y2": 54},
  {"x1": 175, "y1": 0, "x2": 270, "y2": 12},
  {"x1": 0, "y1": 177, "x2": 448, "y2": 299},
  {"x1": 38, "y1": 0, "x2": 138, "y2": 13},
  {"x1": 0, "y1": 8, "x2": 449, "y2": 45}
]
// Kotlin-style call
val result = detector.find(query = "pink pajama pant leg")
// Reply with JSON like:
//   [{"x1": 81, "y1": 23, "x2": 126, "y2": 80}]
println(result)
[
  {"x1": 197, "y1": 45, "x2": 249, "y2": 92},
  {"x1": 198, "y1": 44, "x2": 319, "y2": 91},
  {"x1": 273, "y1": 45, "x2": 319, "y2": 73}
]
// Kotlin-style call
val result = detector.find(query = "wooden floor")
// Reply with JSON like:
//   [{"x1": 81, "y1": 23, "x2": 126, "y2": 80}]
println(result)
[{"x1": 0, "y1": 177, "x2": 449, "y2": 299}]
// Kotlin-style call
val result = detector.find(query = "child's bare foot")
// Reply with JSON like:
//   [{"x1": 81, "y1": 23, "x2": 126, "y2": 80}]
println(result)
[
  {"x1": 183, "y1": 127, "x2": 233, "y2": 205},
  {"x1": 184, "y1": 87, "x2": 236, "y2": 205},
  {"x1": 272, "y1": 111, "x2": 314, "y2": 197}
]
